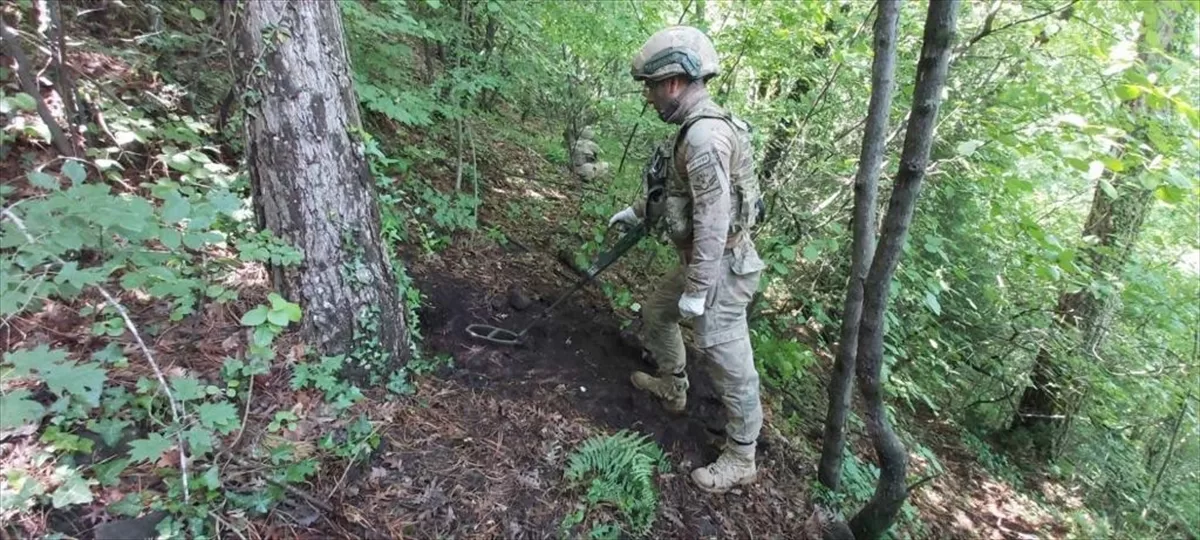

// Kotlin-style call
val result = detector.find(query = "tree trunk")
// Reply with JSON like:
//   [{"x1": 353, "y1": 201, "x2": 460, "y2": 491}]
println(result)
[
  {"x1": 818, "y1": 0, "x2": 900, "y2": 491},
  {"x1": 1012, "y1": 4, "x2": 1175, "y2": 446},
  {"x1": 239, "y1": 0, "x2": 410, "y2": 376},
  {"x1": 1, "y1": 22, "x2": 74, "y2": 157},
  {"x1": 848, "y1": 1, "x2": 959, "y2": 538}
]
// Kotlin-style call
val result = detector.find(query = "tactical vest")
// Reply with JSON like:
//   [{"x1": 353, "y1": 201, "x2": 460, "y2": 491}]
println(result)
[{"x1": 648, "y1": 102, "x2": 761, "y2": 246}]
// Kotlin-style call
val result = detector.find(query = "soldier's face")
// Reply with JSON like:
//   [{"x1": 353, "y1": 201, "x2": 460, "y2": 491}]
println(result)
[{"x1": 643, "y1": 78, "x2": 684, "y2": 119}]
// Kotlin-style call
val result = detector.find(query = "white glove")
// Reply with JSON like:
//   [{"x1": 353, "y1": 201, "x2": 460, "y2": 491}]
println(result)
[
  {"x1": 678, "y1": 290, "x2": 707, "y2": 319},
  {"x1": 608, "y1": 206, "x2": 639, "y2": 228}
]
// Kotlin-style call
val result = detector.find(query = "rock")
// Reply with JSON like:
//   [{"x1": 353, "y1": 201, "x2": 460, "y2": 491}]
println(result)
[
  {"x1": 94, "y1": 511, "x2": 168, "y2": 540},
  {"x1": 508, "y1": 286, "x2": 533, "y2": 311}
]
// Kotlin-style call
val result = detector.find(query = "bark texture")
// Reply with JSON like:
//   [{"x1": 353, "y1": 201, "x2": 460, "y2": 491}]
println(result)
[
  {"x1": 818, "y1": 0, "x2": 900, "y2": 491},
  {"x1": 1013, "y1": 4, "x2": 1175, "y2": 446},
  {"x1": 849, "y1": 1, "x2": 958, "y2": 538},
  {"x1": 239, "y1": 0, "x2": 409, "y2": 372}
]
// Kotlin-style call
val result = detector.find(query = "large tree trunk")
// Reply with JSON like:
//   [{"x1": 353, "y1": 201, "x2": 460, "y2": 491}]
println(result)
[
  {"x1": 849, "y1": 1, "x2": 958, "y2": 538},
  {"x1": 818, "y1": 0, "x2": 900, "y2": 491},
  {"x1": 239, "y1": 0, "x2": 410, "y2": 375},
  {"x1": 1012, "y1": 4, "x2": 1174, "y2": 447}
]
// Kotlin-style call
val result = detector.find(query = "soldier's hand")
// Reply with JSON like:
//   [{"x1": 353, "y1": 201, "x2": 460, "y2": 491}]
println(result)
[
  {"x1": 608, "y1": 206, "x2": 639, "y2": 228},
  {"x1": 678, "y1": 290, "x2": 707, "y2": 319}
]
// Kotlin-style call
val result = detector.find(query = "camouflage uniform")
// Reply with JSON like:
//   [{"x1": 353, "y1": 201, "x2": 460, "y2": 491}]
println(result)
[{"x1": 612, "y1": 26, "x2": 766, "y2": 493}]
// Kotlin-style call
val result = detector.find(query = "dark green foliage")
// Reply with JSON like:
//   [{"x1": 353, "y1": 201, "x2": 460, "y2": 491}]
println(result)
[{"x1": 562, "y1": 430, "x2": 670, "y2": 537}]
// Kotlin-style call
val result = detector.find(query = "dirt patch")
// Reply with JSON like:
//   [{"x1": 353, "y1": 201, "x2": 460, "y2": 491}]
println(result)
[{"x1": 345, "y1": 253, "x2": 815, "y2": 538}]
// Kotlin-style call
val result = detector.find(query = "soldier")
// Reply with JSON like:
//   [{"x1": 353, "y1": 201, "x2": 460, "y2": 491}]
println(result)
[
  {"x1": 608, "y1": 25, "x2": 767, "y2": 493},
  {"x1": 571, "y1": 126, "x2": 608, "y2": 181}
]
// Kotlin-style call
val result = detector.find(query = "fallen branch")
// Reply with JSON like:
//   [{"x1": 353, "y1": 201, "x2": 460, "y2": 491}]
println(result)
[{"x1": 2, "y1": 207, "x2": 189, "y2": 502}]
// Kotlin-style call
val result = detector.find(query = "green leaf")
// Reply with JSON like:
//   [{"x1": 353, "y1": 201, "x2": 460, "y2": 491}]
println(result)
[
  {"x1": 87, "y1": 417, "x2": 131, "y2": 447},
  {"x1": 5, "y1": 344, "x2": 68, "y2": 377},
  {"x1": 1099, "y1": 179, "x2": 1119, "y2": 199},
  {"x1": 1101, "y1": 156, "x2": 1125, "y2": 172},
  {"x1": 802, "y1": 243, "x2": 821, "y2": 262},
  {"x1": 128, "y1": 433, "x2": 173, "y2": 463},
  {"x1": 923, "y1": 291, "x2": 942, "y2": 316},
  {"x1": 281, "y1": 303, "x2": 302, "y2": 322},
  {"x1": 170, "y1": 376, "x2": 206, "y2": 402},
  {"x1": 1115, "y1": 84, "x2": 1141, "y2": 101},
  {"x1": 62, "y1": 161, "x2": 86, "y2": 185},
  {"x1": 0, "y1": 390, "x2": 46, "y2": 429},
  {"x1": 162, "y1": 192, "x2": 191, "y2": 224},
  {"x1": 241, "y1": 306, "x2": 268, "y2": 326},
  {"x1": 28, "y1": 171, "x2": 59, "y2": 190},
  {"x1": 11, "y1": 92, "x2": 37, "y2": 112},
  {"x1": 197, "y1": 401, "x2": 239, "y2": 434},
  {"x1": 166, "y1": 153, "x2": 194, "y2": 173},
  {"x1": 956, "y1": 140, "x2": 983, "y2": 156},
  {"x1": 160, "y1": 228, "x2": 181, "y2": 250},
  {"x1": 92, "y1": 458, "x2": 131, "y2": 487},
  {"x1": 51, "y1": 469, "x2": 95, "y2": 508},
  {"x1": 40, "y1": 359, "x2": 107, "y2": 407},
  {"x1": 267, "y1": 309, "x2": 291, "y2": 327},
  {"x1": 184, "y1": 427, "x2": 215, "y2": 455},
  {"x1": 108, "y1": 493, "x2": 143, "y2": 517},
  {"x1": 1154, "y1": 185, "x2": 1184, "y2": 205},
  {"x1": 189, "y1": 7, "x2": 206, "y2": 20}
]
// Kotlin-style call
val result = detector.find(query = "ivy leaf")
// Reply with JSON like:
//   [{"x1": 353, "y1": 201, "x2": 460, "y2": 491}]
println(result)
[
  {"x1": 128, "y1": 432, "x2": 173, "y2": 463},
  {"x1": 62, "y1": 161, "x2": 87, "y2": 186},
  {"x1": 241, "y1": 306, "x2": 269, "y2": 326},
  {"x1": 87, "y1": 417, "x2": 131, "y2": 447},
  {"x1": 28, "y1": 171, "x2": 59, "y2": 190},
  {"x1": 197, "y1": 401, "x2": 239, "y2": 434},
  {"x1": 51, "y1": 469, "x2": 95, "y2": 508},
  {"x1": 0, "y1": 389, "x2": 46, "y2": 429}
]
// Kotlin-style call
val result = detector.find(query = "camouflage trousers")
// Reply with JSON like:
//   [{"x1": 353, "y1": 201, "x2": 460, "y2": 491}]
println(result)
[{"x1": 641, "y1": 251, "x2": 763, "y2": 445}]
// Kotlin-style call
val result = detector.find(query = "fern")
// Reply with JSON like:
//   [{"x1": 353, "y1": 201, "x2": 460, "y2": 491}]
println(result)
[{"x1": 563, "y1": 430, "x2": 669, "y2": 537}]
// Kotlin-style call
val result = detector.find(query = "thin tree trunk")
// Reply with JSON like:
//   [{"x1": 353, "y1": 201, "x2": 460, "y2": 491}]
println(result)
[
  {"x1": 849, "y1": 1, "x2": 959, "y2": 538},
  {"x1": 239, "y1": 0, "x2": 410, "y2": 376},
  {"x1": 1013, "y1": 5, "x2": 1175, "y2": 445},
  {"x1": 818, "y1": 0, "x2": 900, "y2": 491},
  {"x1": 1, "y1": 22, "x2": 74, "y2": 157}
]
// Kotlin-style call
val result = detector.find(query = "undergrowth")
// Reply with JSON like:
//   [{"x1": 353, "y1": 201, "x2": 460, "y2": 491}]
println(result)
[{"x1": 560, "y1": 430, "x2": 670, "y2": 539}]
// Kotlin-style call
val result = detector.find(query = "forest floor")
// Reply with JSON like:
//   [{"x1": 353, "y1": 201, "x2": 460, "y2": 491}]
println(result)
[
  {"x1": 284, "y1": 133, "x2": 1075, "y2": 539},
  {"x1": 0, "y1": 30, "x2": 1079, "y2": 540}
]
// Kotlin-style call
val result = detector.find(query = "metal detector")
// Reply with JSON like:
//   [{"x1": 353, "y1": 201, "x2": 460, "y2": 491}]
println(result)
[{"x1": 465, "y1": 221, "x2": 649, "y2": 346}]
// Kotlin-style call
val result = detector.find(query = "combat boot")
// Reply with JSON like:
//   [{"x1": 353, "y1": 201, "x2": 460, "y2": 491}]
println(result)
[
  {"x1": 690, "y1": 441, "x2": 756, "y2": 493},
  {"x1": 630, "y1": 371, "x2": 688, "y2": 413}
]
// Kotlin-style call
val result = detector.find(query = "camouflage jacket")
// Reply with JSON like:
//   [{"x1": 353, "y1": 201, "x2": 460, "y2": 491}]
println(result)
[{"x1": 633, "y1": 86, "x2": 765, "y2": 295}]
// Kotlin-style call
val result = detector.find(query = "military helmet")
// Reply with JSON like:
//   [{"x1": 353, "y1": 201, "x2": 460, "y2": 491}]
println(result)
[{"x1": 630, "y1": 26, "x2": 720, "y2": 82}]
